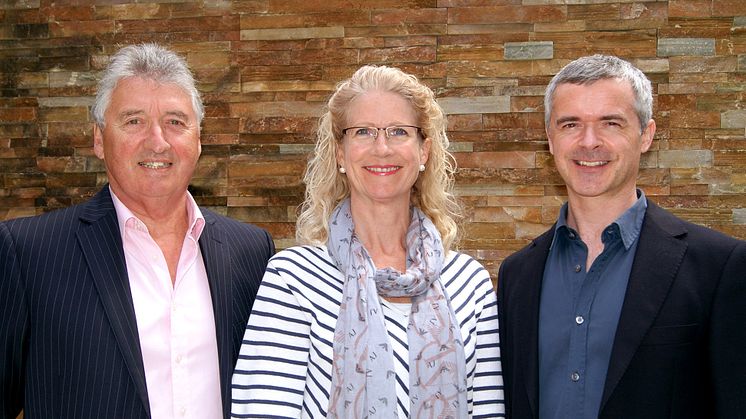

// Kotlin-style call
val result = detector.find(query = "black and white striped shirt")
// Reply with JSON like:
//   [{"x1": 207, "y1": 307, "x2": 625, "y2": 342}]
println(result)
[{"x1": 231, "y1": 245, "x2": 505, "y2": 418}]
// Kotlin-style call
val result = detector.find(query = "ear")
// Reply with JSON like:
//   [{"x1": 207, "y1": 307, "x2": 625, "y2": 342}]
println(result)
[
  {"x1": 546, "y1": 127, "x2": 555, "y2": 155},
  {"x1": 420, "y1": 137, "x2": 432, "y2": 165},
  {"x1": 93, "y1": 124, "x2": 105, "y2": 160},
  {"x1": 640, "y1": 119, "x2": 656, "y2": 153}
]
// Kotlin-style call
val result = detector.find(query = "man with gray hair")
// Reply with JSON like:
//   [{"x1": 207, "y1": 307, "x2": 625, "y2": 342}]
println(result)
[
  {"x1": 497, "y1": 54, "x2": 745, "y2": 418},
  {"x1": 0, "y1": 44, "x2": 274, "y2": 419}
]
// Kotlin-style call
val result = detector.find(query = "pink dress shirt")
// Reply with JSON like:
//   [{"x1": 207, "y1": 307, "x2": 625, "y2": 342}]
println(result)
[{"x1": 111, "y1": 189, "x2": 222, "y2": 419}]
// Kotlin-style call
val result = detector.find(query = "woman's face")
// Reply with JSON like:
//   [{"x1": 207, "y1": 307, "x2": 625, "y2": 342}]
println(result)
[{"x1": 336, "y1": 90, "x2": 431, "y2": 208}]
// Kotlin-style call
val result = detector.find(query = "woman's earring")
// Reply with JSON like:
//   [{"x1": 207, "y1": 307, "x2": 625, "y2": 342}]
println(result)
[
  {"x1": 419, "y1": 164, "x2": 426, "y2": 172},
  {"x1": 339, "y1": 167, "x2": 346, "y2": 174}
]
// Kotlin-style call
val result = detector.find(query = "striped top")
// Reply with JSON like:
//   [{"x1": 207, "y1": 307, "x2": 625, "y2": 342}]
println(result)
[{"x1": 231, "y1": 245, "x2": 505, "y2": 418}]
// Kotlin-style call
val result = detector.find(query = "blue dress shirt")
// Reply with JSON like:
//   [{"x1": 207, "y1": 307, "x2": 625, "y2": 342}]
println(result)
[{"x1": 538, "y1": 191, "x2": 647, "y2": 419}]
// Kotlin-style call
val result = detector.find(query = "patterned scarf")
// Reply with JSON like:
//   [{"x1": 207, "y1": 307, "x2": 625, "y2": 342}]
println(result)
[{"x1": 327, "y1": 198, "x2": 468, "y2": 419}]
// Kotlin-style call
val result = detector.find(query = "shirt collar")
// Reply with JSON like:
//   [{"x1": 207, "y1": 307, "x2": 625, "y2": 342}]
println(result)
[
  {"x1": 550, "y1": 189, "x2": 648, "y2": 250},
  {"x1": 110, "y1": 186, "x2": 206, "y2": 241}
]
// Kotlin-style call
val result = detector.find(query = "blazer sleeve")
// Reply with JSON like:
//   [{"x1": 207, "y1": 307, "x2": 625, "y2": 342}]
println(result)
[
  {"x1": 0, "y1": 222, "x2": 27, "y2": 419},
  {"x1": 710, "y1": 240, "x2": 746, "y2": 417}
]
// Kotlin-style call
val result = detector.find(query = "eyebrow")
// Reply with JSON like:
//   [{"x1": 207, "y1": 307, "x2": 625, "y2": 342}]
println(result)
[
  {"x1": 115, "y1": 110, "x2": 191, "y2": 121},
  {"x1": 554, "y1": 114, "x2": 628, "y2": 125}
]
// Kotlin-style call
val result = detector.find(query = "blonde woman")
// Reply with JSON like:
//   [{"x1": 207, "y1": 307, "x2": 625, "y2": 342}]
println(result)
[{"x1": 232, "y1": 65, "x2": 504, "y2": 418}]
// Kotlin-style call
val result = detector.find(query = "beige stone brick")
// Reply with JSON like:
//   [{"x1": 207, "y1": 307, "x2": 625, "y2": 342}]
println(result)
[
  {"x1": 241, "y1": 26, "x2": 343, "y2": 41},
  {"x1": 438, "y1": 96, "x2": 510, "y2": 115},
  {"x1": 658, "y1": 150, "x2": 713, "y2": 168}
]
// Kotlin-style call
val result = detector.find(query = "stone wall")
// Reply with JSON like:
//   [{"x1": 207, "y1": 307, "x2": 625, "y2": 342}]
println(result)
[{"x1": 2, "y1": 0, "x2": 745, "y2": 277}]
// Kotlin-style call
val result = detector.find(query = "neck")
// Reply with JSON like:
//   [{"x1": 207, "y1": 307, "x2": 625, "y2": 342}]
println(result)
[
  {"x1": 349, "y1": 198, "x2": 410, "y2": 271},
  {"x1": 565, "y1": 189, "x2": 638, "y2": 269}
]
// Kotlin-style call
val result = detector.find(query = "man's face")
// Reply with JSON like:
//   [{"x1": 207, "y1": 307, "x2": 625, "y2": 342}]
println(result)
[
  {"x1": 93, "y1": 76, "x2": 201, "y2": 209},
  {"x1": 546, "y1": 78, "x2": 655, "y2": 204}
]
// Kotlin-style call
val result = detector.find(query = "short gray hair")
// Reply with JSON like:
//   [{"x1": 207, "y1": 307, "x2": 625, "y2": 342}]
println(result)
[
  {"x1": 91, "y1": 43, "x2": 204, "y2": 128},
  {"x1": 544, "y1": 54, "x2": 653, "y2": 133}
]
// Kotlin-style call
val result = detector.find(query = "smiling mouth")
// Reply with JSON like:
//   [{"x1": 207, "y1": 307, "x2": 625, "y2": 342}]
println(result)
[
  {"x1": 575, "y1": 160, "x2": 608, "y2": 167},
  {"x1": 138, "y1": 162, "x2": 172, "y2": 169},
  {"x1": 365, "y1": 166, "x2": 400, "y2": 173}
]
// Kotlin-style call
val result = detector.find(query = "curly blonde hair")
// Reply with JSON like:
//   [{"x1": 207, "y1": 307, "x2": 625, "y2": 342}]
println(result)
[{"x1": 296, "y1": 65, "x2": 462, "y2": 250}]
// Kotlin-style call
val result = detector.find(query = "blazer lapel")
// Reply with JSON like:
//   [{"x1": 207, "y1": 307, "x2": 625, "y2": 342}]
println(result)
[
  {"x1": 198, "y1": 212, "x2": 232, "y2": 415},
  {"x1": 600, "y1": 203, "x2": 687, "y2": 409},
  {"x1": 516, "y1": 229, "x2": 554, "y2": 419},
  {"x1": 76, "y1": 187, "x2": 150, "y2": 415}
]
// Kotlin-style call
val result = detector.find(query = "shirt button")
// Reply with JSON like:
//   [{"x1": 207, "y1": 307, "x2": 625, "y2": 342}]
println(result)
[
  {"x1": 575, "y1": 316, "x2": 584, "y2": 325},
  {"x1": 571, "y1": 372, "x2": 580, "y2": 382},
  {"x1": 176, "y1": 354, "x2": 183, "y2": 364},
  {"x1": 180, "y1": 407, "x2": 186, "y2": 416},
  {"x1": 568, "y1": 232, "x2": 576, "y2": 239},
  {"x1": 574, "y1": 264, "x2": 582, "y2": 272}
]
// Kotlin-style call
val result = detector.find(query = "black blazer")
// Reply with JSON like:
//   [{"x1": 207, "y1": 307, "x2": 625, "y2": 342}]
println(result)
[
  {"x1": 0, "y1": 187, "x2": 275, "y2": 419},
  {"x1": 497, "y1": 202, "x2": 746, "y2": 419}
]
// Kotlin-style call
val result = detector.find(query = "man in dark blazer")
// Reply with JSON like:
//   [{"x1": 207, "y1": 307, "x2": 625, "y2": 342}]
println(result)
[
  {"x1": 0, "y1": 44, "x2": 275, "y2": 419},
  {"x1": 497, "y1": 54, "x2": 746, "y2": 419}
]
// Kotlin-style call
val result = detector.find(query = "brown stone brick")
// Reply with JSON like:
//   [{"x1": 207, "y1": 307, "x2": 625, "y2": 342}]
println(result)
[
  {"x1": 715, "y1": 150, "x2": 746, "y2": 166},
  {"x1": 384, "y1": 35, "x2": 437, "y2": 48},
  {"x1": 462, "y1": 221, "x2": 516, "y2": 240},
  {"x1": 270, "y1": 0, "x2": 433, "y2": 13},
  {"x1": 544, "y1": 29, "x2": 657, "y2": 58},
  {"x1": 372, "y1": 8, "x2": 447, "y2": 24},
  {"x1": 670, "y1": 109, "x2": 721, "y2": 128},
  {"x1": 202, "y1": 118, "x2": 240, "y2": 135},
  {"x1": 41, "y1": 5, "x2": 95, "y2": 21},
  {"x1": 448, "y1": 5, "x2": 566, "y2": 24},
  {"x1": 49, "y1": 20, "x2": 115, "y2": 37},
  {"x1": 568, "y1": 3, "x2": 620, "y2": 21},
  {"x1": 484, "y1": 112, "x2": 545, "y2": 130},
  {"x1": 37, "y1": 107, "x2": 89, "y2": 123},
  {"x1": 117, "y1": 15, "x2": 238, "y2": 34},
  {"x1": 200, "y1": 134, "x2": 239, "y2": 145},
  {"x1": 447, "y1": 114, "x2": 483, "y2": 131},
  {"x1": 437, "y1": 44, "x2": 503, "y2": 62},
  {"x1": 456, "y1": 151, "x2": 536, "y2": 169},
  {"x1": 240, "y1": 11, "x2": 369, "y2": 29},
  {"x1": 511, "y1": 96, "x2": 543, "y2": 113},
  {"x1": 659, "y1": 19, "x2": 731, "y2": 38},
  {"x1": 345, "y1": 24, "x2": 447, "y2": 38},
  {"x1": 669, "y1": 0, "x2": 713, "y2": 18},
  {"x1": 712, "y1": 0, "x2": 745, "y2": 17},
  {"x1": 0, "y1": 107, "x2": 36, "y2": 122}
]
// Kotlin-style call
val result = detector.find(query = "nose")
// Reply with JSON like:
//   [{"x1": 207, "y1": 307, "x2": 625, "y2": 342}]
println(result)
[
  {"x1": 144, "y1": 122, "x2": 170, "y2": 153},
  {"x1": 578, "y1": 124, "x2": 602, "y2": 149},
  {"x1": 370, "y1": 130, "x2": 393, "y2": 154}
]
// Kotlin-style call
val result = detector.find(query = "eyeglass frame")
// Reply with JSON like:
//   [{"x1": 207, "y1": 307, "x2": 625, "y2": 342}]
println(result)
[{"x1": 341, "y1": 125, "x2": 422, "y2": 143}]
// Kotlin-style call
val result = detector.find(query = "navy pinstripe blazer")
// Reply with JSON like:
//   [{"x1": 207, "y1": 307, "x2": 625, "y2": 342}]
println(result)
[{"x1": 0, "y1": 186, "x2": 275, "y2": 419}]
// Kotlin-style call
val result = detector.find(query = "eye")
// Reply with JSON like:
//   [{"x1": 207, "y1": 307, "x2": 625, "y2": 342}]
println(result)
[
  {"x1": 167, "y1": 119, "x2": 186, "y2": 126},
  {"x1": 560, "y1": 122, "x2": 577, "y2": 129},
  {"x1": 125, "y1": 118, "x2": 142, "y2": 125},
  {"x1": 352, "y1": 127, "x2": 375, "y2": 138},
  {"x1": 388, "y1": 127, "x2": 409, "y2": 137}
]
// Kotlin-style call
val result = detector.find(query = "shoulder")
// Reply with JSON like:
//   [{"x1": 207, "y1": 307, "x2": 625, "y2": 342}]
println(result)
[
  {"x1": 441, "y1": 251, "x2": 494, "y2": 292},
  {"x1": 269, "y1": 245, "x2": 339, "y2": 277},
  {"x1": 263, "y1": 245, "x2": 344, "y2": 302},
  {"x1": 644, "y1": 202, "x2": 745, "y2": 254},
  {"x1": 1, "y1": 202, "x2": 92, "y2": 243}
]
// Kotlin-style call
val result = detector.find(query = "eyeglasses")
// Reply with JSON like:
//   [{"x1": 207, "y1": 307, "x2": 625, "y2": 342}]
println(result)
[{"x1": 341, "y1": 125, "x2": 421, "y2": 144}]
